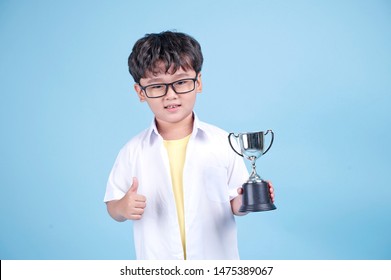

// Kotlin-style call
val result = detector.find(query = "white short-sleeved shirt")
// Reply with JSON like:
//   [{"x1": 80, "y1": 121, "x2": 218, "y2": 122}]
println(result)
[{"x1": 104, "y1": 114, "x2": 249, "y2": 260}]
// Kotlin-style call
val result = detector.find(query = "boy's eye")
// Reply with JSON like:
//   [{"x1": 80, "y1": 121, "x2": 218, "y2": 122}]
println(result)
[
  {"x1": 175, "y1": 80, "x2": 189, "y2": 86},
  {"x1": 150, "y1": 84, "x2": 164, "y2": 90}
]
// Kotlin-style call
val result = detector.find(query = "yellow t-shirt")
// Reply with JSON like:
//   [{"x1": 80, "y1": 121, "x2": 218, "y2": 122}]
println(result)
[{"x1": 163, "y1": 134, "x2": 191, "y2": 259}]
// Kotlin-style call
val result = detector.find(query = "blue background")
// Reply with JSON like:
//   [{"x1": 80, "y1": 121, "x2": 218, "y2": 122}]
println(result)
[{"x1": 1, "y1": 0, "x2": 390, "y2": 260}]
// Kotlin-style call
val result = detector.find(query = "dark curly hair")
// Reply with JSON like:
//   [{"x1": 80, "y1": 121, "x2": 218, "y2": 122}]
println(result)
[{"x1": 128, "y1": 31, "x2": 203, "y2": 83}]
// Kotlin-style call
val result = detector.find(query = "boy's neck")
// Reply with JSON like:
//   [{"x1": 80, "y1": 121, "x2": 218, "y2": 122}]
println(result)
[{"x1": 156, "y1": 113, "x2": 194, "y2": 140}]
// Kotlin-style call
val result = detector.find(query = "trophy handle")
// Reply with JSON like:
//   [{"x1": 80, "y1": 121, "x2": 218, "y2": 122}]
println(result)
[
  {"x1": 228, "y1": 133, "x2": 243, "y2": 157},
  {"x1": 262, "y1": 129, "x2": 274, "y2": 155}
]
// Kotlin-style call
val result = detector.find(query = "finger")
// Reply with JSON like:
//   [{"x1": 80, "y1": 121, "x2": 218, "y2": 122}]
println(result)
[
  {"x1": 129, "y1": 214, "x2": 143, "y2": 220},
  {"x1": 134, "y1": 201, "x2": 146, "y2": 209},
  {"x1": 127, "y1": 177, "x2": 139, "y2": 194},
  {"x1": 237, "y1": 187, "x2": 243, "y2": 195},
  {"x1": 134, "y1": 194, "x2": 146, "y2": 202},
  {"x1": 266, "y1": 181, "x2": 275, "y2": 202},
  {"x1": 131, "y1": 207, "x2": 145, "y2": 215},
  {"x1": 267, "y1": 181, "x2": 274, "y2": 193}
]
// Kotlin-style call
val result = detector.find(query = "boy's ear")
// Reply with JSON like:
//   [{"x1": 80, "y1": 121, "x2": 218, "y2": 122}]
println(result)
[
  {"x1": 196, "y1": 72, "x2": 202, "y2": 93},
  {"x1": 134, "y1": 84, "x2": 146, "y2": 102}
]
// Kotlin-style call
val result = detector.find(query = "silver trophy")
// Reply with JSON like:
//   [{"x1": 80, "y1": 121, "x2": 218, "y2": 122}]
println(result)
[{"x1": 228, "y1": 130, "x2": 276, "y2": 212}]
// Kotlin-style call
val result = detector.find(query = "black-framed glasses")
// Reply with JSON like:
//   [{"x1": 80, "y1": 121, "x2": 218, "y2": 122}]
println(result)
[{"x1": 138, "y1": 75, "x2": 198, "y2": 98}]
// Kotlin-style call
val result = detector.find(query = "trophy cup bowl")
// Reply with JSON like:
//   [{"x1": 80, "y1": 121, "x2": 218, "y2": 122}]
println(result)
[{"x1": 228, "y1": 130, "x2": 276, "y2": 212}]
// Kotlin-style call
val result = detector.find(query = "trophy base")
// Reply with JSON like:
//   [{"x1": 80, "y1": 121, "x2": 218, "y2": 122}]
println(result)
[{"x1": 239, "y1": 180, "x2": 276, "y2": 213}]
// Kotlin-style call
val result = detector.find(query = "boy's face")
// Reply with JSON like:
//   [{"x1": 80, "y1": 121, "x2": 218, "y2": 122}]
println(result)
[{"x1": 134, "y1": 65, "x2": 202, "y2": 129}]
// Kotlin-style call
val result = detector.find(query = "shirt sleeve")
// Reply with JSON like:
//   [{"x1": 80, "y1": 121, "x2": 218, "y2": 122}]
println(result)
[
  {"x1": 104, "y1": 144, "x2": 134, "y2": 202},
  {"x1": 227, "y1": 139, "x2": 249, "y2": 200}
]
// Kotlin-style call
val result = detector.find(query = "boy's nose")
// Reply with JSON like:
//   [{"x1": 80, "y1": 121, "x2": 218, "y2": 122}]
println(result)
[{"x1": 165, "y1": 85, "x2": 178, "y2": 99}]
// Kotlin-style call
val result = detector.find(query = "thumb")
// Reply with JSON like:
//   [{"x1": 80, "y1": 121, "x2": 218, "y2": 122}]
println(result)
[{"x1": 128, "y1": 177, "x2": 139, "y2": 194}]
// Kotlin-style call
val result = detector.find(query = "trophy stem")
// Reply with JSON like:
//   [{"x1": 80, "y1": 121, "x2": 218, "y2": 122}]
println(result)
[{"x1": 249, "y1": 157, "x2": 262, "y2": 182}]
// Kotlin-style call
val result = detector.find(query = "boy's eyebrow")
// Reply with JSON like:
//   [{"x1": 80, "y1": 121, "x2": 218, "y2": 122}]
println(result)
[{"x1": 142, "y1": 73, "x2": 194, "y2": 84}]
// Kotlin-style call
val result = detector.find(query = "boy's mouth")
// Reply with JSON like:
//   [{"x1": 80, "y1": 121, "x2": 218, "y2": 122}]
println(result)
[{"x1": 164, "y1": 104, "x2": 181, "y2": 109}]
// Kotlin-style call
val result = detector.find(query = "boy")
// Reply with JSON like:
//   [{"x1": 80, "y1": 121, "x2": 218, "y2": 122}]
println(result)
[{"x1": 104, "y1": 31, "x2": 274, "y2": 260}]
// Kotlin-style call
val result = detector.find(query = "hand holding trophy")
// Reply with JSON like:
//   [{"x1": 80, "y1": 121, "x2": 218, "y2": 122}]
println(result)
[{"x1": 228, "y1": 130, "x2": 276, "y2": 212}]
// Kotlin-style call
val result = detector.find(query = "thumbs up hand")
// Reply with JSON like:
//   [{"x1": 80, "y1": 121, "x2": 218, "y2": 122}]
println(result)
[
  {"x1": 107, "y1": 177, "x2": 146, "y2": 221},
  {"x1": 121, "y1": 177, "x2": 147, "y2": 220}
]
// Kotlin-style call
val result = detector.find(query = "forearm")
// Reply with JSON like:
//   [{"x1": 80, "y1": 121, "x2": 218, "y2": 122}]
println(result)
[{"x1": 106, "y1": 200, "x2": 127, "y2": 222}]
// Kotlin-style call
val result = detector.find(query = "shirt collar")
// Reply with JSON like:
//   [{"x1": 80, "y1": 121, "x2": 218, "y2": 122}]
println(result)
[{"x1": 146, "y1": 112, "x2": 206, "y2": 145}]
